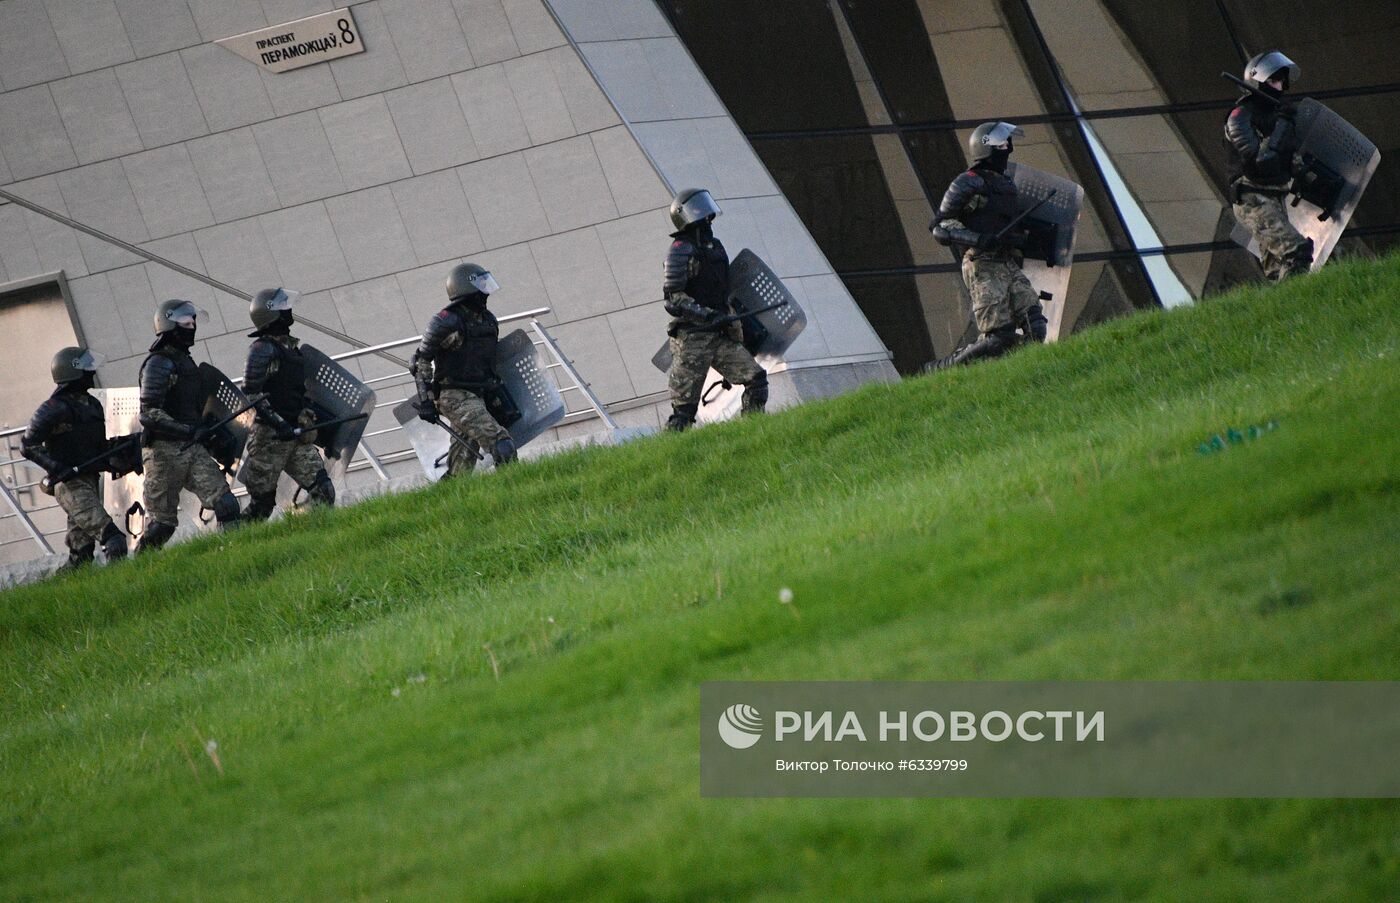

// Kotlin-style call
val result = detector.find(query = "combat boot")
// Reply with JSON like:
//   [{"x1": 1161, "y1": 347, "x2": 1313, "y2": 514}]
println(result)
[
  {"x1": 243, "y1": 491, "x2": 278, "y2": 522},
  {"x1": 58, "y1": 542, "x2": 95, "y2": 573},
  {"x1": 665, "y1": 402, "x2": 698, "y2": 432},
  {"x1": 741, "y1": 370, "x2": 769, "y2": 415}
]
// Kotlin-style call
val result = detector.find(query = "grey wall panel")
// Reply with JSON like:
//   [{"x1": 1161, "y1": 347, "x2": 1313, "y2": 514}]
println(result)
[
  {"x1": 259, "y1": 202, "x2": 352, "y2": 291},
  {"x1": 323, "y1": 187, "x2": 418, "y2": 282},
  {"x1": 252, "y1": 110, "x2": 345, "y2": 206},
  {"x1": 385, "y1": 78, "x2": 482, "y2": 175},
  {"x1": 185, "y1": 0, "x2": 267, "y2": 43},
  {"x1": 116, "y1": 53, "x2": 211, "y2": 147},
  {"x1": 181, "y1": 43, "x2": 276, "y2": 132},
  {"x1": 122, "y1": 145, "x2": 217, "y2": 239},
  {"x1": 326, "y1": 2, "x2": 409, "y2": 99},
  {"x1": 259, "y1": 60, "x2": 343, "y2": 118},
  {"x1": 49, "y1": 70, "x2": 144, "y2": 164},
  {"x1": 530, "y1": 227, "x2": 625, "y2": 321},
  {"x1": 187, "y1": 128, "x2": 282, "y2": 222},
  {"x1": 451, "y1": 0, "x2": 521, "y2": 66},
  {"x1": 319, "y1": 95, "x2": 413, "y2": 191},
  {"x1": 390, "y1": 170, "x2": 485, "y2": 265},
  {"x1": 45, "y1": 0, "x2": 136, "y2": 75},
  {"x1": 379, "y1": 0, "x2": 475, "y2": 83},
  {"x1": 457, "y1": 153, "x2": 553, "y2": 248},
  {"x1": 0, "y1": 1, "x2": 70, "y2": 91},
  {"x1": 0, "y1": 86, "x2": 78, "y2": 180},
  {"x1": 114, "y1": 0, "x2": 202, "y2": 59},
  {"x1": 450, "y1": 65, "x2": 533, "y2": 158}
]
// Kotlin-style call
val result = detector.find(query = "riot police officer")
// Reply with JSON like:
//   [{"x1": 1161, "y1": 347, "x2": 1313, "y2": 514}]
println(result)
[
  {"x1": 410, "y1": 263, "x2": 517, "y2": 477},
  {"x1": 21, "y1": 347, "x2": 129, "y2": 569},
  {"x1": 136, "y1": 299, "x2": 240, "y2": 552},
  {"x1": 662, "y1": 187, "x2": 767, "y2": 431},
  {"x1": 926, "y1": 122, "x2": 1047, "y2": 370},
  {"x1": 240, "y1": 288, "x2": 335, "y2": 521},
  {"x1": 1225, "y1": 50, "x2": 1314, "y2": 281}
]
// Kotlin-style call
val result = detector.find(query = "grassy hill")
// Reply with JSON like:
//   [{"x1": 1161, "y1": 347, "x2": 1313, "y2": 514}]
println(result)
[{"x1": 2, "y1": 254, "x2": 1398, "y2": 902}]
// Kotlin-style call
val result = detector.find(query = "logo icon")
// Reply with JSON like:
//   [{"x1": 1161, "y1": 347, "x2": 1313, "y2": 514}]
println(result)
[{"x1": 718, "y1": 703, "x2": 763, "y2": 749}]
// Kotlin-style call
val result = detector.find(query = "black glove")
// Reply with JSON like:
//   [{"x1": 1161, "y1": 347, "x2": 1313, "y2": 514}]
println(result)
[
  {"x1": 43, "y1": 466, "x2": 80, "y2": 492},
  {"x1": 975, "y1": 232, "x2": 999, "y2": 252},
  {"x1": 273, "y1": 419, "x2": 298, "y2": 441},
  {"x1": 414, "y1": 398, "x2": 440, "y2": 424},
  {"x1": 189, "y1": 425, "x2": 214, "y2": 447},
  {"x1": 702, "y1": 308, "x2": 726, "y2": 325}
]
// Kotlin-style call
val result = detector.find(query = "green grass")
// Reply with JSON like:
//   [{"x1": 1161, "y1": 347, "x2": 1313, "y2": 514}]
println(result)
[{"x1": 2, "y1": 254, "x2": 1399, "y2": 901}]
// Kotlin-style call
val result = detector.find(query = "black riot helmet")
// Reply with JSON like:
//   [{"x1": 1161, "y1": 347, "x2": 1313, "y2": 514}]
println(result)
[
  {"x1": 50, "y1": 346, "x2": 103, "y2": 385},
  {"x1": 669, "y1": 188, "x2": 721, "y2": 231},
  {"x1": 153, "y1": 298, "x2": 202, "y2": 335},
  {"x1": 445, "y1": 262, "x2": 500, "y2": 302},
  {"x1": 969, "y1": 121, "x2": 1025, "y2": 163},
  {"x1": 1244, "y1": 51, "x2": 1300, "y2": 91},
  {"x1": 249, "y1": 287, "x2": 299, "y2": 330}
]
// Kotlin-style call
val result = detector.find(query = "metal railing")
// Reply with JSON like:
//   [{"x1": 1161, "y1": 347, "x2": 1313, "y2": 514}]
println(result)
[{"x1": 0, "y1": 312, "x2": 623, "y2": 560}]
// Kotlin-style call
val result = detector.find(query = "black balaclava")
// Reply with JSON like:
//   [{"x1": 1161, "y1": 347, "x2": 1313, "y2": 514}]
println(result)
[
  {"x1": 258, "y1": 310, "x2": 294, "y2": 336},
  {"x1": 62, "y1": 371, "x2": 96, "y2": 393},
  {"x1": 690, "y1": 214, "x2": 715, "y2": 242},
  {"x1": 981, "y1": 143, "x2": 1012, "y2": 174},
  {"x1": 157, "y1": 325, "x2": 197, "y2": 351}
]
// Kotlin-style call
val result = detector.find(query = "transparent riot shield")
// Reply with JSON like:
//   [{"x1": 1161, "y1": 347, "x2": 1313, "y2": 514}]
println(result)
[
  {"x1": 1005, "y1": 162, "x2": 1084, "y2": 340},
  {"x1": 1230, "y1": 98, "x2": 1380, "y2": 271}
]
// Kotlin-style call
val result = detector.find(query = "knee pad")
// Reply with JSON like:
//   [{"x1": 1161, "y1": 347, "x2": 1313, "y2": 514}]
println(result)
[
  {"x1": 666, "y1": 403, "x2": 698, "y2": 432},
  {"x1": 306, "y1": 471, "x2": 336, "y2": 506},
  {"x1": 136, "y1": 520, "x2": 175, "y2": 554},
  {"x1": 492, "y1": 438, "x2": 518, "y2": 466},
  {"x1": 243, "y1": 491, "x2": 278, "y2": 522},
  {"x1": 212, "y1": 491, "x2": 241, "y2": 527}
]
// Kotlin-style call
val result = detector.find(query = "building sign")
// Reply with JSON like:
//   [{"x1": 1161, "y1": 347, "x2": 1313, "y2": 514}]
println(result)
[{"x1": 216, "y1": 8, "x2": 364, "y2": 73}]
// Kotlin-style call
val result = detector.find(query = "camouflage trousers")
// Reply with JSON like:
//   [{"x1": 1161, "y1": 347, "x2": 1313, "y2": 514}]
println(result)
[
  {"x1": 241, "y1": 422, "x2": 326, "y2": 495},
  {"x1": 962, "y1": 253, "x2": 1040, "y2": 334},
  {"x1": 437, "y1": 388, "x2": 509, "y2": 476},
  {"x1": 1233, "y1": 192, "x2": 1313, "y2": 282},
  {"x1": 141, "y1": 439, "x2": 231, "y2": 527},
  {"x1": 53, "y1": 473, "x2": 115, "y2": 555},
  {"x1": 668, "y1": 326, "x2": 764, "y2": 409}
]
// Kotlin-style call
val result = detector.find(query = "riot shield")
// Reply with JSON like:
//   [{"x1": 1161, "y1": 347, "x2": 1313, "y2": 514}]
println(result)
[
  {"x1": 1005, "y1": 162, "x2": 1084, "y2": 341},
  {"x1": 727, "y1": 249, "x2": 807, "y2": 356},
  {"x1": 300, "y1": 343, "x2": 376, "y2": 483},
  {"x1": 393, "y1": 331, "x2": 565, "y2": 480},
  {"x1": 198, "y1": 363, "x2": 251, "y2": 473},
  {"x1": 494, "y1": 329, "x2": 565, "y2": 447},
  {"x1": 392, "y1": 400, "x2": 451, "y2": 482},
  {"x1": 95, "y1": 388, "x2": 143, "y2": 542},
  {"x1": 651, "y1": 248, "x2": 807, "y2": 373},
  {"x1": 1230, "y1": 98, "x2": 1379, "y2": 271}
]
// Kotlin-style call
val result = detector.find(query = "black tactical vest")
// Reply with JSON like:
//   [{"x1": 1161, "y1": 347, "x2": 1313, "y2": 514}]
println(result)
[
  {"x1": 149, "y1": 347, "x2": 205, "y2": 425},
  {"x1": 962, "y1": 168, "x2": 1020, "y2": 235},
  {"x1": 686, "y1": 234, "x2": 730, "y2": 312},
  {"x1": 261, "y1": 339, "x2": 307, "y2": 421},
  {"x1": 437, "y1": 304, "x2": 499, "y2": 389},
  {"x1": 46, "y1": 393, "x2": 107, "y2": 467}
]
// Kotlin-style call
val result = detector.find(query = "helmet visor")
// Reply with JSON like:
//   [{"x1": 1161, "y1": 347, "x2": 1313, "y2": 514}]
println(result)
[
  {"x1": 164, "y1": 301, "x2": 204, "y2": 329},
  {"x1": 1248, "y1": 51, "x2": 1299, "y2": 86},
  {"x1": 263, "y1": 288, "x2": 300, "y2": 312},
  {"x1": 678, "y1": 190, "x2": 721, "y2": 226},
  {"x1": 469, "y1": 271, "x2": 500, "y2": 295},
  {"x1": 70, "y1": 349, "x2": 105, "y2": 372},
  {"x1": 981, "y1": 121, "x2": 1025, "y2": 149}
]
